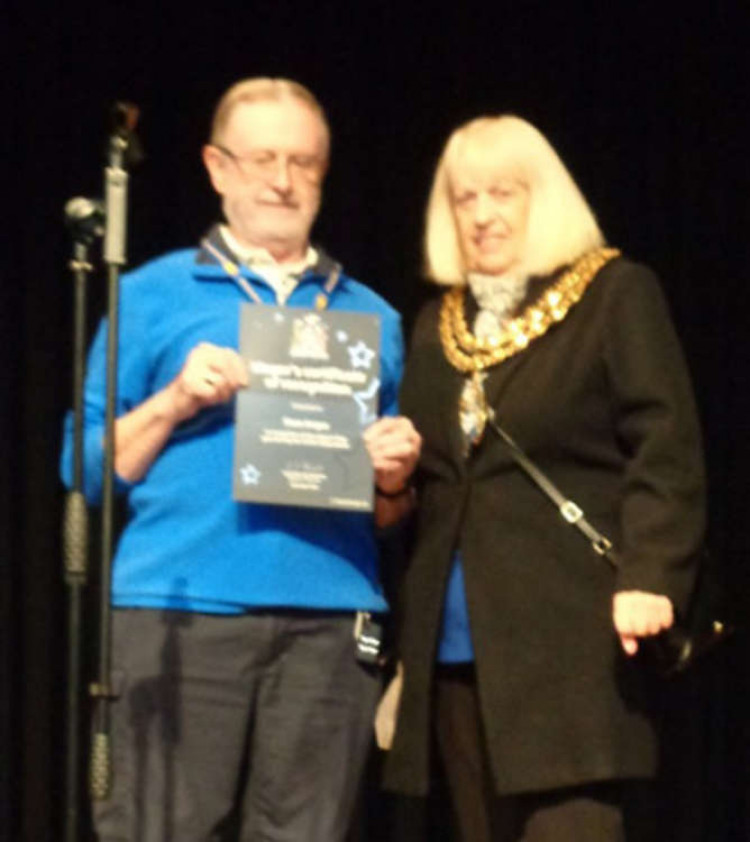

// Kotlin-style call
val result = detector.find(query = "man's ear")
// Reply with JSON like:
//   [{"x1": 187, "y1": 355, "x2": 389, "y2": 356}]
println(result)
[{"x1": 202, "y1": 145, "x2": 227, "y2": 196}]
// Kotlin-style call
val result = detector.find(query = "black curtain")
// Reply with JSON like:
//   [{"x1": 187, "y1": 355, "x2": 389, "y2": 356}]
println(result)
[{"x1": 3, "y1": 3, "x2": 750, "y2": 840}]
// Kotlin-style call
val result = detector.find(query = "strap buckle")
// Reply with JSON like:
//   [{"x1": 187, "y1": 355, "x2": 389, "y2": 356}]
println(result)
[
  {"x1": 592, "y1": 536, "x2": 613, "y2": 556},
  {"x1": 560, "y1": 500, "x2": 583, "y2": 524}
]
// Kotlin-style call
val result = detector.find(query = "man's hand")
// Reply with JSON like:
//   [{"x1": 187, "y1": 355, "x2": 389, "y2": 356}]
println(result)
[
  {"x1": 113, "y1": 343, "x2": 248, "y2": 483},
  {"x1": 166, "y1": 342, "x2": 249, "y2": 423},
  {"x1": 612, "y1": 590, "x2": 674, "y2": 656},
  {"x1": 363, "y1": 416, "x2": 421, "y2": 495}
]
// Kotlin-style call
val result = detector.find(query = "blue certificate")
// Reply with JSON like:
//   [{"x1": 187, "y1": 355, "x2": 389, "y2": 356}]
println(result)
[{"x1": 233, "y1": 304, "x2": 381, "y2": 511}]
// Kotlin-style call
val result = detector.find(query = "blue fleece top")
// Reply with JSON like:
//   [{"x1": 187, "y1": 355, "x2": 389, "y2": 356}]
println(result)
[
  {"x1": 60, "y1": 236, "x2": 404, "y2": 614},
  {"x1": 437, "y1": 553, "x2": 475, "y2": 662}
]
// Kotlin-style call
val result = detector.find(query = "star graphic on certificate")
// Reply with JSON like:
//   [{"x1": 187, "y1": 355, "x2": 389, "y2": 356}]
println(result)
[
  {"x1": 239, "y1": 463, "x2": 262, "y2": 486},
  {"x1": 353, "y1": 377, "x2": 380, "y2": 426},
  {"x1": 347, "y1": 340, "x2": 375, "y2": 370}
]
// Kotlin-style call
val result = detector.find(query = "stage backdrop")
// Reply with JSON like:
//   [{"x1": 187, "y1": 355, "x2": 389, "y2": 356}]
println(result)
[{"x1": 3, "y1": 3, "x2": 750, "y2": 840}]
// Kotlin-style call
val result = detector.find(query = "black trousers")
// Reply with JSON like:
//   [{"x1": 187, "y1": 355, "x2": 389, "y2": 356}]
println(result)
[
  {"x1": 434, "y1": 663, "x2": 642, "y2": 842},
  {"x1": 95, "y1": 608, "x2": 380, "y2": 842}
]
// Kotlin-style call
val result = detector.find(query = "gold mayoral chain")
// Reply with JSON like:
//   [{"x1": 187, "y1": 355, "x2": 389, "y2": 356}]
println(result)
[
  {"x1": 442, "y1": 247, "x2": 621, "y2": 447},
  {"x1": 439, "y1": 247, "x2": 621, "y2": 375}
]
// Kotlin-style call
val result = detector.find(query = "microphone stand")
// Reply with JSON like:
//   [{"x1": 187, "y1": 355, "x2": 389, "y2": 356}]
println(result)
[
  {"x1": 62, "y1": 105, "x2": 142, "y2": 842},
  {"x1": 63, "y1": 213, "x2": 102, "y2": 842},
  {"x1": 89, "y1": 103, "x2": 143, "y2": 806}
]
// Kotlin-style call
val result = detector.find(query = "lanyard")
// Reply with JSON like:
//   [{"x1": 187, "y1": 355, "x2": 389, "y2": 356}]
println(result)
[{"x1": 200, "y1": 238, "x2": 340, "y2": 311}]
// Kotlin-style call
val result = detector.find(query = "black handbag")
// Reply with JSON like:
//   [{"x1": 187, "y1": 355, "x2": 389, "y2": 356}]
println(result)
[{"x1": 485, "y1": 408, "x2": 730, "y2": 676}]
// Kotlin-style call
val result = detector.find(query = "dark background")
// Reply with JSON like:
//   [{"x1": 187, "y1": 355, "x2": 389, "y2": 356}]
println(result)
[{"x1": 3, "y1": 2, "x2": 750, "y2": 840}]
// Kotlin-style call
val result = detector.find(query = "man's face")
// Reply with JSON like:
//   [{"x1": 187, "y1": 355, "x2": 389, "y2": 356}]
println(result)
[{"x1": 204, "y1": 98, "x2": 329, "y2": 259}]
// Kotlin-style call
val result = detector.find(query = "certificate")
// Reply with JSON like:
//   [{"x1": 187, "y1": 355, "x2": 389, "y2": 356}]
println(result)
[{"x1": 233, "y1": 304, "x2": 381, "y2": 511}]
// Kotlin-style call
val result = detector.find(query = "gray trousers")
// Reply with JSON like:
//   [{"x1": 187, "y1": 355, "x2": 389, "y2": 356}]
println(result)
[{"x1": 95, "y1": 608, "x2": 381, "y2": 842}]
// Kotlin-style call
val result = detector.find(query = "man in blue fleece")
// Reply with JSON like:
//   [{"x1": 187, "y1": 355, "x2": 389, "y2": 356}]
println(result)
[{"x1": 62, "y1": 77, "x2": 419, "y2": 842}]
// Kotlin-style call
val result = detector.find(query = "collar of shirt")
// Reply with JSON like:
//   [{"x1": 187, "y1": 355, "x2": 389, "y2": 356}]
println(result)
[
  {"x1": 467, "y1": 271, "x2": 529, "y2": 339},
  {"x1": 219, "y1": 225, "x2": 318, "y2": 305}
]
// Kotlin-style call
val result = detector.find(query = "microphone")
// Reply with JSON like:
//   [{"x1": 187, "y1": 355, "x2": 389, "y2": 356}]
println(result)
[
  {"x1": 64, "y1": 196, "x2": 105, "y2": 243},
  {"x1": 110, "y1": 102, "x2": 145, "y2": 168}
]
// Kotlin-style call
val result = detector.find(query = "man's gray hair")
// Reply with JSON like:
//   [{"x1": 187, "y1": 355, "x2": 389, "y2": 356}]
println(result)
[{"x1": 209, "y1": 77, "x2": 330, "y2": 154}]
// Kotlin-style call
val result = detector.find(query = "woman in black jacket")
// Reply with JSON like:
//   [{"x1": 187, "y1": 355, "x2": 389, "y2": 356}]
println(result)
[{"x1": 381, "y1": 116, "x2": 705, "y2": 841}]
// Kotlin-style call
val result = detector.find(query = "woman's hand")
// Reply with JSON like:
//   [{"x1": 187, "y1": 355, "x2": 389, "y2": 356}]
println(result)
[{"x1": 612, "y1": 590, "x2": 674, "y2": 656}]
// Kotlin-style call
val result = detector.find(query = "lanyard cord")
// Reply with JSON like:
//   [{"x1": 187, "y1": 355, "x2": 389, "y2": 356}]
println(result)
[{"x1": 200, "y1": 238, "x2": 341, "y2": 310}]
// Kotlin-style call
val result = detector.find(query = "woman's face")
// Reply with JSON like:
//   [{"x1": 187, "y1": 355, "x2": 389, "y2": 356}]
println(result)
[{"x1": 449, "y1": 152, "x2": 530, "y2": 277}]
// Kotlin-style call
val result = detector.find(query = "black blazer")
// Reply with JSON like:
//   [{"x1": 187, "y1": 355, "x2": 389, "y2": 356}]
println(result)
[{"x1": 383, "y1": 257, "x2": 705, "y2": 796}]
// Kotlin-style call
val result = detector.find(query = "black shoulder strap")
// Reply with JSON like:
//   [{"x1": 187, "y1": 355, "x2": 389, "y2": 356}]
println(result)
[
  {"x1": 484, "y1": 408, "x2": 730, "y2": 674},
  {"x1": 485, "y1": 408, "x2": 619, "y2": 568}
]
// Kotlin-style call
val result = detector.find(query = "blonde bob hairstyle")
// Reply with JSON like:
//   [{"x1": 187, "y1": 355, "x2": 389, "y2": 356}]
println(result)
[
  {"x1": 209, "y1": 77, "x2": 330, "y2": 155},
  {"x1": 424, "y1": 115, "x2": 604, "y2": 285}
]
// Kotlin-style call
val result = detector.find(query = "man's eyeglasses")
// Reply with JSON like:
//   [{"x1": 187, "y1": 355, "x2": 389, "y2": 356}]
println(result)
[{"x1": 212, "y1": 144, "x2": 325, "y2": 184}]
